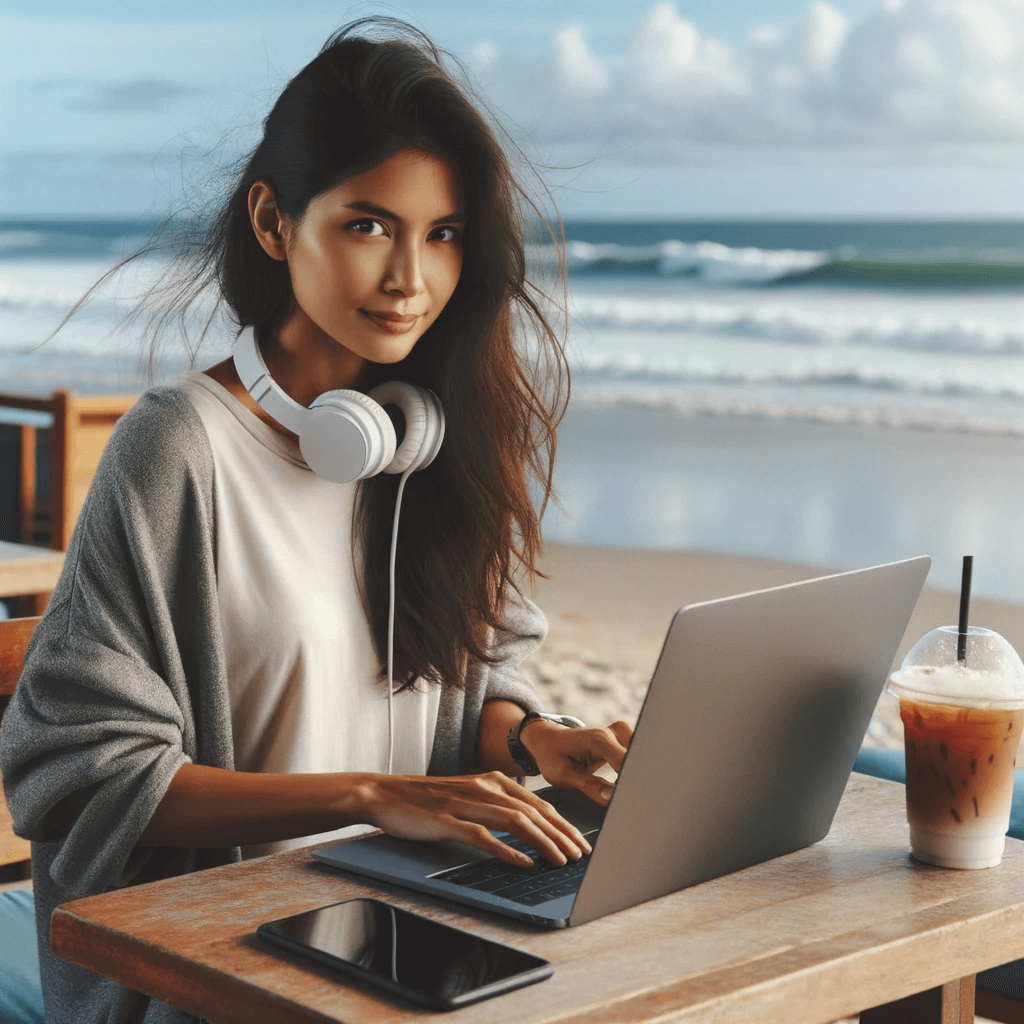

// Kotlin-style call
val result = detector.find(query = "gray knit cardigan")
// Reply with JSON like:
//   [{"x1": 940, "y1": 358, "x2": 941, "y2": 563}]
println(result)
[{"x1": 0, "y1": 387, "x2": 546, "y2": 1024}]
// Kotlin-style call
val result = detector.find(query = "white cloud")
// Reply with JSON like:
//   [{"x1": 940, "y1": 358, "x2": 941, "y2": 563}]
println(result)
[
  {"x1": 630, "y1": 4, "x2": 745, "y2": 98},
  {"x1": 553, "y1": 23, "x2": 609, "y2": 99},
  {"x1": 959, "y1": 1, "x2": 1016, "y2": 63},
  {"x1": 897, "y1": 36, "x2": 944, "y2": 81},
  {"x1": 803, "y1": 2, "x2": 848, "y2": 73},
  {"x1": 485, "y1": 0, "x2": 1024, "y2": 155},
  {"x1": 749, "y1": 26, "x2": 785, "y2": 47},
  {"x1": 468, "y1": 41, "x2": 498, "y2": 69}
]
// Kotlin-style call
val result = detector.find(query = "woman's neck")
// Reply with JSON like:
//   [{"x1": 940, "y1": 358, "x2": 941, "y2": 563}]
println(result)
[
  {"x1": 202, "y1": 312, "x2": 367, "y2": 439},
  {"x1": 261, "y1": 311, "x2": 367, "y2": 405}
]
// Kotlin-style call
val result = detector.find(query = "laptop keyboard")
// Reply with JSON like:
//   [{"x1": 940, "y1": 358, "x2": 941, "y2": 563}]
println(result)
[{"x1": 433, "y1": 830, "x2": 599, "y2": 907}]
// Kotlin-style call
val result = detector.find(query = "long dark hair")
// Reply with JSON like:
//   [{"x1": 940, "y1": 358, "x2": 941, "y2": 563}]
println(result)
[{"x1": 104, "y1": 18, "x2": 569, "y2": 690}]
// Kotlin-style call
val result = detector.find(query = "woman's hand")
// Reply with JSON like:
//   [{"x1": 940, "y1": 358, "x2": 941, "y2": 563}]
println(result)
[
  {"x1": 135, "y1": 762, "x2": 590, "y2": 863},
  {"x1": 519, "y1": 719, "x2": 634, "y2": 806},
  {"x1": 351, "y1": 771, "x2": 593, "y2": 868}
]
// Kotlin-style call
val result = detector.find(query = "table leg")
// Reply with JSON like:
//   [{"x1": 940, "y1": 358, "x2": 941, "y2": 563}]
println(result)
[{"x1": 859, "y1": 975, "x2": 975, "y2": 1024}]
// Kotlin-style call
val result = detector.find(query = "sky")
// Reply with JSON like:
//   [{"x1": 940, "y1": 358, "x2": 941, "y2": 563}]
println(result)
[{"x1": 4, "y1": 0, "x2": 1024, "y2": 218}]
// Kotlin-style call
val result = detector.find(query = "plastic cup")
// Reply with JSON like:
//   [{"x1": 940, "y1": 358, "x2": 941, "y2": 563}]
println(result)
[{"x1": 888, "y1": 625, "x2": 1024, "y2": 869}]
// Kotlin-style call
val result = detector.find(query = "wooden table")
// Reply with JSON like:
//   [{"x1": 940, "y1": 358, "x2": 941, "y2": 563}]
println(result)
[
  {"x1": 51, "y1": 775, "x2": 1024, "y2": 1024},
  {"x1": 0, "y1": 540, "x2": 64, "y2": 611}
]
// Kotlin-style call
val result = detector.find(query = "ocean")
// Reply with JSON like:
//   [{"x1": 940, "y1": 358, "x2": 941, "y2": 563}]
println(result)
[{"x1": 3, "y1": 218, "x2": 1024, "y2": 602}]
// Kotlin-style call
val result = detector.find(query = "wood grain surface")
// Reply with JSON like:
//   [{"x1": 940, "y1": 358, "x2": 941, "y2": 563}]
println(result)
[
  {"x1": 0, "y1": 541, "x2": 64, "y2": 599},
  {"x1": 0, "y1": 614, "x2": 40, "y2": 696},
  {"x1": 49, "y1": 775, "x2": 1024, "y2": 1024},
  {"x1": 0, "y1": 614, "x2": 39, "y2": 870}
]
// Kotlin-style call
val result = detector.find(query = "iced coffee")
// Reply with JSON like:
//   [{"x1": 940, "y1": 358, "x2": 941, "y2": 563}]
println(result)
[{"x1": 890, "y1": 627, "x2": 1024, "y2": 869}]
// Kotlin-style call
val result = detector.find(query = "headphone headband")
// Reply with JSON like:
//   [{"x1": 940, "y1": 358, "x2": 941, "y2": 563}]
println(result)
[
  {"x1": 231, "y1": 328, "x2": 307, "y2": 435},
  {"x1": 230, "y1": 328, "x2": 444, "y2": 483}
]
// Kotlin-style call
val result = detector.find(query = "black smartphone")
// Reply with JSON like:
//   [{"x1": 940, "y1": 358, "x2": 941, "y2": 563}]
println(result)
[{"x1": 257, "y1": 897, "x2": 553, "y2": 1010}]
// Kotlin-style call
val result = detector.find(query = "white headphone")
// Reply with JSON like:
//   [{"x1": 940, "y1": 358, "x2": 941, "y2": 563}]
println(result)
[{"x1": 232, "y1": 327, "x2": 445, "y2": 483}]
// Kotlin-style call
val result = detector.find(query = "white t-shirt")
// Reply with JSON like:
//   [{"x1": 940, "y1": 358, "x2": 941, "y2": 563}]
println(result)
[{"x1": 177, "y1": 371, "x2": 440, "y2": 855}]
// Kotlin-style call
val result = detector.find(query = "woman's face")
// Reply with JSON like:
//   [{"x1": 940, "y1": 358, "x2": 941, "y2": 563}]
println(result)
[{"x1": 268, "y1": 149, "x2": 465, "y2": 370}]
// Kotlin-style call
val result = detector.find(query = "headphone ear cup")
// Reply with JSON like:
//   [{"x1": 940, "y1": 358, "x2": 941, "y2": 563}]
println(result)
[
  {"x1": 367, "y1": 382, "x2": 445, "y2": 474},
  {"x1": 300, "y1": 390, "x2": 397, "y2": 483}
]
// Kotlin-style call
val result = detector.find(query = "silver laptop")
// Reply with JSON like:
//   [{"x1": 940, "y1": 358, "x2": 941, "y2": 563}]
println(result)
[{"x1": 315, "y1": 556, "x2": 930, "y2": 928}]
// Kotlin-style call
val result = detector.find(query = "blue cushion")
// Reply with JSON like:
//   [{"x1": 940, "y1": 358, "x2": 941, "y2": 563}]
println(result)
[
  {"x1": 853, "y1": 747, "x2": 1024, "y2": 999},
  {"x1": 0, "y1": 888, "x2": 43, "y2": 1024},
  {"x1": 852, "y1": 746, "x2": 906, "y2": 787}
]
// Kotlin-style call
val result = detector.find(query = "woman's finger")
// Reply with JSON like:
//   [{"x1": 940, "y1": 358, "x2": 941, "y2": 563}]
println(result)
[
  {"x1": 443, "y1": 819, "x2": 535, "y2": 866},
  {"x1": 482, "y1": 771, "x2": 592, "y2": 854},
  {"x1": 449, "y1": 787, "x2": 585, "y2": 864},
  {"x1": 371, "y1": 773, "x2": 590, "y2": 865},
  {"x1": 569, "y1": 726, "x2": 630, "y2": 773},
  {"x1": 607, "y1": 719, "x2": 634, "y2": 746},
  {"x1": 508, "y1": 784, "x2": 593, "y2": 855},
  {"x1": 542, "y1": 758, "x2": 617, "y2": 806},
  {"x1": 512, "y1": 800, "x2": 592, "y2": 858}
]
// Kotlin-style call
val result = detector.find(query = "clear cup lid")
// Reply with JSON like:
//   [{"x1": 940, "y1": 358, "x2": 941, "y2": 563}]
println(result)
[{"x1": 888, "y1": 625, "x2": 1024, "y2": 710}]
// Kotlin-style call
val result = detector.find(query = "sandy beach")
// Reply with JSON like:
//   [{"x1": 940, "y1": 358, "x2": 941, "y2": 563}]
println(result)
[{"x1": 519, "y1": 542, "x2": 1024, "y2": 756}]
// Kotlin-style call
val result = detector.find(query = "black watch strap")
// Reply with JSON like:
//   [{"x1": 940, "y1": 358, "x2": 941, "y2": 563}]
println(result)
[{"x1": 507, "y1": 711, "x2": 585, "y2": 776}]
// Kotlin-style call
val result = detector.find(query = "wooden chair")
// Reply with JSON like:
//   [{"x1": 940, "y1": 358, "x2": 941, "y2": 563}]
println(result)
[
  {"x1": 0, "y1": 615, "x2": 43, "y2": 1024},
  {"x1": 1, "y1": 616, "x2": 39, "y2": 877},
  {"x1": 0, "y1": 391, "x2": 136, "y2": 615},
  {"x1": 0, "y1": 390, "x2": 137, "y2": 553}
]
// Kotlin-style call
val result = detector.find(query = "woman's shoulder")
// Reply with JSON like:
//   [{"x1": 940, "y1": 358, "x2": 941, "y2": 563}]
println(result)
[
  {"x1": 102, "y1": 383, "x2": 215, "y2": 488},
  {"x1": 116, "y1": 382, "x2": 205, "y2": 438},
  {"x1": 109, "y1": 385, "x2": 210, "y2": 460}
]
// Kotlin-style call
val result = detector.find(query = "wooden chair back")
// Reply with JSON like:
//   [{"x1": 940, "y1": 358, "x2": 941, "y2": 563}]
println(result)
[
  {"x1": 1, "y1": 391, "x2": 136, "y2": 616},
  {"x1": 0, "y1": 390, "x2": 137, "y2": 552},
  {"x1": 0, "y1": 616, "x2": 41, "y2": 873}
]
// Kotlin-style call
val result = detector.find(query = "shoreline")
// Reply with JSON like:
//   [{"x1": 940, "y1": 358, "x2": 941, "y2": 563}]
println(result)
[
  {"x1": 545, "y1": 404, "x2": 1024, "y2": 604},
  {"x1": 521, "y1": 543, "x2": 1024, "y2": 753}
]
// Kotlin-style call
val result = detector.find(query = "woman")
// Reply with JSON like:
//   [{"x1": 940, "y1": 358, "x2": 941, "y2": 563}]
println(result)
[{"x1": 0, "y1": 18, "x2": 632, "y2": 1024}]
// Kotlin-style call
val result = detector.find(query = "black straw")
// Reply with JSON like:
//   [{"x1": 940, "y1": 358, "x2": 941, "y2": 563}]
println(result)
[{"x1": 958, "y1": 555, "x2": 974, "y2": 665}]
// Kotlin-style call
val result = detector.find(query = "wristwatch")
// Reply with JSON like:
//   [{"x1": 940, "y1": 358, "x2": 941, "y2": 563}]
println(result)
[{"x1": 507, "y1": 711, "x2": 586, "y2": 777}]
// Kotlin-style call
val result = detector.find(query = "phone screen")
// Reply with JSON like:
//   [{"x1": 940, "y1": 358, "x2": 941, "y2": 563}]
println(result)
[{"x1": 257, "y1": 898, "x2": 553, "y2": 1009}]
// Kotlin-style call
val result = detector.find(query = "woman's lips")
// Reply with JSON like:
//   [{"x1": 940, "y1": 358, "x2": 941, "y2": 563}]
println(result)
[{"x1": 360, "y1": 309, "x2": 423, "y2": 335}]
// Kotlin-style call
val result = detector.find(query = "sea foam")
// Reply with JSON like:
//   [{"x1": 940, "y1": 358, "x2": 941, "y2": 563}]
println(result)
[
  {"x1": 569, "y1": 294, "x2": 1024, "y2": 355},
  {"x1": 528, "y1": 239, "x2": 828, "y2": 284}
]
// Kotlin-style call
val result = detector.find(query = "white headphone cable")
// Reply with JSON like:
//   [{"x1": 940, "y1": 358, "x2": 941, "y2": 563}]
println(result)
[{"x1": 386, "y1": 467, "x2": 414, "y2": 776}]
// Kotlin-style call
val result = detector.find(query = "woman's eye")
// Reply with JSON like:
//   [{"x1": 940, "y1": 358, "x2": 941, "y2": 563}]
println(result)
[
  {"x1": 350, "y1": 219, "x2": 386, "y2": 236},
  {"x1": 431, "y1": 226, "x2": 461, "y2": 243}
]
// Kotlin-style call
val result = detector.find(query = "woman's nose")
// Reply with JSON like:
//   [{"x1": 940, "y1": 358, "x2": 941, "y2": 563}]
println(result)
[{"x1": 383, "y1": 241, "x2": 426, "y2": 298}]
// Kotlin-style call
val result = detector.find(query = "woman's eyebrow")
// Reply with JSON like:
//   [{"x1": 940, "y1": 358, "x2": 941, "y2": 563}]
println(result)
[{"x1": 345, "y1": 200, "x2": 466, "y2": 225}]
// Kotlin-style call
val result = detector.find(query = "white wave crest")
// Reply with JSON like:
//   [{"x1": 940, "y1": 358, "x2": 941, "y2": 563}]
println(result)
[
  {"x1": 527, "y1": 239, "x2": 828, "y2": 284},
  {"x1": 575, "y1": 350, "x2": 1024, "y2": 402},
  {"x1": 0, "y1": 279, "x2": 105, "y2": 309},
  {"x1": 570, "y1": 295, "x2": 1024, "y2": 355},
  {"x1": 0, "y1": 232, "x2": 47, "y2": 251},
  {"x1": 572, "y1": 389, "x2": 1024, "y2": 437},
  {"x1": 658, "y1": 240, "x2": 827, "y2": 283}
]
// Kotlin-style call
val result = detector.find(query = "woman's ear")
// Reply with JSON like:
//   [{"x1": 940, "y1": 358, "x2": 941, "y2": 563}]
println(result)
[{"x1": 248, "y1": 181, "x2": 288, "y2": 261}]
